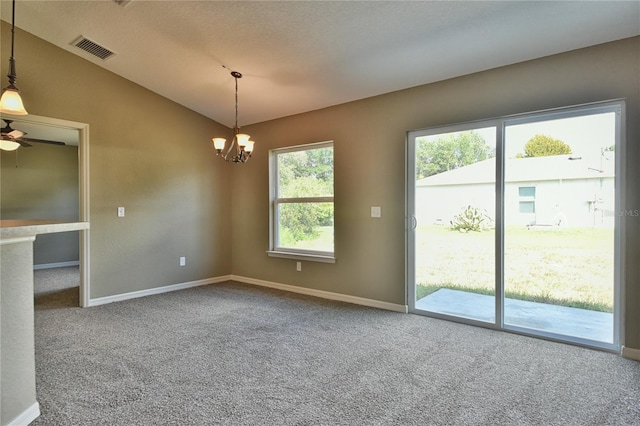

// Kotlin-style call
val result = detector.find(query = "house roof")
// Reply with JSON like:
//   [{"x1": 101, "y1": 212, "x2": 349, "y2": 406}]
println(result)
[{"x1": 417, "y1": 155, "x2": 615, "y2": 187}]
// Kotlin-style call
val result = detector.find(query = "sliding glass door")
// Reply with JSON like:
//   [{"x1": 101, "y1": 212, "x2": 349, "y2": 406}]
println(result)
[
  {"x1": 409, "y1": 124, "x2": 497, "y2": 323},
  {"x1": 502, "y1": 110, "x2": 618, "y2": 344},
  {"x1": 408, "y1": 101, "x2": 623, "y2": 350}
]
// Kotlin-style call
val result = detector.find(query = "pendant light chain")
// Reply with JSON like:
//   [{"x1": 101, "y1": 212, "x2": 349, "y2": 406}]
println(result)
[
  {"x1": 8, "y1": 0, "x2": 18, "y2": 87},
  {"x1": 234, "y1": 74, "x2": 239, "y2": 132}
]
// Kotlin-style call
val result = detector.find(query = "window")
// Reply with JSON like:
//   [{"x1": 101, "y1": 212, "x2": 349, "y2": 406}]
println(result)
[
  {"x1": 519, "y1": 201, "x2": 536, "y2": 214},
  {"x1": 518, "y1": 186, "x2": 536, "y2": 213},
  {"x1": 518, "y1": 187, "x2": 536, "y2": 197},
  {"x1": 268, "y1": 141, "x2": 335, "y2": 262}
]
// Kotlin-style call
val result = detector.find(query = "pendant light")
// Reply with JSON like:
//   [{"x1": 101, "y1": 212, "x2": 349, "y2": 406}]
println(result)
[
  {"x1": 212, "y1": 69, "x2": 254, "y2": 163},
  {"x1": 0, "y1": 0, "x2": 28, "y2": 115}
]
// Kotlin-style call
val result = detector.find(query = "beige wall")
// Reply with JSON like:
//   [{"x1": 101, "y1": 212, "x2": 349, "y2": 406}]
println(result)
[
  {"x1": 237, "y1": 37, "x2": 640, "y2": 348},
  {"x1": 1, "y1": 23, "x2": 233, "y2": 299},
  {"x1": 1, "y1": 143, "x2": 80, "y2": 265},
  {"x1": 2, "y1": 23, "x2": 638, "y2": 349}
]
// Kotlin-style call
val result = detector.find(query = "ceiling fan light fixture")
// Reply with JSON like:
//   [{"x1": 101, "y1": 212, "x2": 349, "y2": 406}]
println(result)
[{"x1": 0, "y1": 139, "x2": 20, "y2": 151}]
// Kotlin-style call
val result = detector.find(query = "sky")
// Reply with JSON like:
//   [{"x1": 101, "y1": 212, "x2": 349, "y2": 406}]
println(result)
[{"x1": 419, "y1": 111, "x2": 617, "y2": 162}]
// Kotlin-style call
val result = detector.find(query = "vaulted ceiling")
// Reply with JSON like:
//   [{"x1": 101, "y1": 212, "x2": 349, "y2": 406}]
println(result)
[{"x1": 1, "y1": 1, "x2": 639, "y2": 128}]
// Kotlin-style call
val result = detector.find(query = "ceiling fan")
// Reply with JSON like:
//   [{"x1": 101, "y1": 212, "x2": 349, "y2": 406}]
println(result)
[{"x1": 1, "y1": 119, "x2": 66, "y2": 148}]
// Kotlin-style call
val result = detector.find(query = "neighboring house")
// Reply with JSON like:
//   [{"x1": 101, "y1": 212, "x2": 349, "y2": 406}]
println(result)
[{"x1": 416, "y1": 154, "x2": 615, "y2": 228}]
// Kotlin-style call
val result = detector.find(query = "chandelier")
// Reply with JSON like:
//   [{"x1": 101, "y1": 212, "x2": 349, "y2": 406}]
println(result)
[
  {"x1": 0, "y1": 0, "x2": 28, "y2": 116},
  {"x1": 212, "y1": 70, "x2": 254, "y2": 163}
]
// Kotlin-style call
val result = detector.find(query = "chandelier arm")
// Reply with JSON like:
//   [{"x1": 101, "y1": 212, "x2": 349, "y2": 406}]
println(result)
[{"x1": 222, "y1": 141, "x2": 235, "y2": 160}]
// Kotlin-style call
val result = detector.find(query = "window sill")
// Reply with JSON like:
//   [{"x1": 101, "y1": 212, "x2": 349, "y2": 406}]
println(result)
[{"x1": 267, "y1": 251, "x2": 336, "y2": 264}]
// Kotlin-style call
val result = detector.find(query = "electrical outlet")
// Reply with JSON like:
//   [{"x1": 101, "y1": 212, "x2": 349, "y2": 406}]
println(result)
[
  {"x1": 296, "y1": 261, "x2": 302, "y2": 272},
  {"x1": 371, "y1": 206, "x2": 381, "y2": 218},
  {"x1": 179, "y1": 256, "x2": 186, "y2": 266},
  {"x1": 117, "y1": 206, "x2": 125, "y2": 217}
]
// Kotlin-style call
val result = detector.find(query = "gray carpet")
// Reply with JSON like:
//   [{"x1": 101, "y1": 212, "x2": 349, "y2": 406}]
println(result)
[{"x1": 33, "y1": 267, "x2": 640, "y2": 425}]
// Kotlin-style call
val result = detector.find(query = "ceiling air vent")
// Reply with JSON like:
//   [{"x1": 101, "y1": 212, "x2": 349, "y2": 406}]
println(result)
[{"x1": 72, "y1": 36, "x2": 116, "y2": 60}]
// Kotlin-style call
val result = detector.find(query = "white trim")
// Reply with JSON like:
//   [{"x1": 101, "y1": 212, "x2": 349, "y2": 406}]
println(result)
[
  {"x1": 33, "y1": 260, "x2": 79, "y2": 270},
  {"x1": 87, "y1": 274, "x2": 408, "y2": 314},
  {"x1": 231, "y1": 274, "x2": 408, "y2": 313},
  {"x1": 78, "y1": 121, "x2": 90, "y2": 308},
  {"x1": 266, "y1": 250, "x2": 336, "y2": 263},
  {"x1": 622, "y1": 346, "x2": 640, "y2": 362},
  {"x1": 88, "y1": 275, "x2": 232, "y2": 307},
  {"x1": 7, "y1": 402, "x2": 40, "y2": 426}
]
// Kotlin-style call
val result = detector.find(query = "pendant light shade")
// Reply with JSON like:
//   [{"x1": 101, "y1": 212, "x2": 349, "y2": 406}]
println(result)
[{"x1": 0, "y1": 86, "x2": 28, "y2": 115}]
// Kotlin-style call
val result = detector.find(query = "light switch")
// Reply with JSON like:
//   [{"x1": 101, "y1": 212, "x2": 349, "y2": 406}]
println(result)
[
  {"x1": 117, "y1": 207, "x2": 125, "y2": 217},
  {"x1": 371, "y1": 206, "x2": 381, "y2": 218}
]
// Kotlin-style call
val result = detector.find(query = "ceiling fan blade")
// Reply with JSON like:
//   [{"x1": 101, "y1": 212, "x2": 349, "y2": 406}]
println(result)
[
  {"x1": 21, "y1": 137, "x2": 66, "y2": 146},
  {"x1": 17, "y1": 140, "x2": 33, "y2": 148}
]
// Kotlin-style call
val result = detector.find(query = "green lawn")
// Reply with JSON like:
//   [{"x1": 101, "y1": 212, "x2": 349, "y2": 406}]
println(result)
[
  {"x1": 415, "y1": 225, "x2": 614, "y2": 312},
  {"x1": 282, "y1": 226, "x2": 334, "y2": 252}
]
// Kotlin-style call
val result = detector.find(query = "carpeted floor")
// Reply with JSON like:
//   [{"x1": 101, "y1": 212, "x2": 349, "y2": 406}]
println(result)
[{"x1": 32, "y1": 267, "x2": 640, "y2": 425}]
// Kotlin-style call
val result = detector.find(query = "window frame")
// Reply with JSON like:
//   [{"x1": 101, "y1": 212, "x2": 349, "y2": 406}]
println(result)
[{"x1": 267, "y1": 140, "x2": 336, "y2": 263}]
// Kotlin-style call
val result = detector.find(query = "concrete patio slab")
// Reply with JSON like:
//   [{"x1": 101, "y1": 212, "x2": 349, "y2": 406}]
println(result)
[{"x1": 415, "y1": 288, "x2": 613, "y2": 343}]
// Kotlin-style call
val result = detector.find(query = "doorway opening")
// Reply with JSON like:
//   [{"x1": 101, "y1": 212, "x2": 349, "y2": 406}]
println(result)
[{"x1": 0, "y1": 113, "x2": 90, "y2": 307}]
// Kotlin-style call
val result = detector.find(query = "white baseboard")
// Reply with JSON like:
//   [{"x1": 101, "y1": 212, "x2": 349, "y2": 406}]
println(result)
[
  {"x1": 8, "y1": 401, "x2": 40, "y2": 426},
  {"x1": 622, "y1": 346, "x2": 640, "y2": 361},
  {"x1": 88, "y1": 275, "x2": 233, "y2": 307},
  {"x1": 231, "y1": 275, "x2": 408, "y2": 313},
  {"x1": 34, "y1": 260, "x2": 80, "y2": 270},
  {"x1": 87, "y1": 274, "x2": 407, "y2": 313}
]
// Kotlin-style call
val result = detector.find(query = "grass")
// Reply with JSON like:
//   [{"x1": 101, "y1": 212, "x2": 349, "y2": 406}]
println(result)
[
  {"x1": 282, "y1": 226, "x2": 334, "y2": 252},
  {"x1": 415, "y1": 225, "x2": 614, "y2": 313}
]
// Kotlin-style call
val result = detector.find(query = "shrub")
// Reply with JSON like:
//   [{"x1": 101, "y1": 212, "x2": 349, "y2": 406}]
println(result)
[{"x1": 450, "y1": 205, "x2": 491, "y2": 232}]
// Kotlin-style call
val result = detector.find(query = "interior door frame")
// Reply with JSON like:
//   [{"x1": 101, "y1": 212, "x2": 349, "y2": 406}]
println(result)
[
  {"x1": 4, "y1": 113, "x2": 91, "y2": 307},
  {"x1": 407, "y1": 99, "x2": 625, "y2": 352}
]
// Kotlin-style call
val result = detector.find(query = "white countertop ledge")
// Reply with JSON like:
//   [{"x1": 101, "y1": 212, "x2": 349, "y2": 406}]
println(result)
[{"x1": 0, "y1": 220, "x2": 90, "y2": 242}]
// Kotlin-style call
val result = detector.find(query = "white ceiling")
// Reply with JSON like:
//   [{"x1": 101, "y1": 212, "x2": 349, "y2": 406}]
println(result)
[{"x1": 1, "y1": 1, "x2": 639, "y2": 128}]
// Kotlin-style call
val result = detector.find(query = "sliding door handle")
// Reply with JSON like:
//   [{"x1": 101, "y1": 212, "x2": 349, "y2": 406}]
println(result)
[{"x1": 410, "y1": 215, "x2": 418, "y2": 230}]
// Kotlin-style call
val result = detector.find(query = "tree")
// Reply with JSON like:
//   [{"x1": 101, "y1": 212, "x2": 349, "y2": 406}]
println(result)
[
  {"x1": 416, "y1": 131, "x2": 493, "y2": 179},
  {"x1": 521, "y1": 134, "x2": 572, "y2": 158}
]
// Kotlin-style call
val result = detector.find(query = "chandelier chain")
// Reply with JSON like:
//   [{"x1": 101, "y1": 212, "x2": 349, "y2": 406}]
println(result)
[{"x1": 235, "y1": 75, "x2": 239, "y2": 131}]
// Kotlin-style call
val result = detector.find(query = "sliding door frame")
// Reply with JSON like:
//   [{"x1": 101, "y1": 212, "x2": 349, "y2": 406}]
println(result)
[{"x1": 407, "y1": 99, "x2": 625, "y2": 352}]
